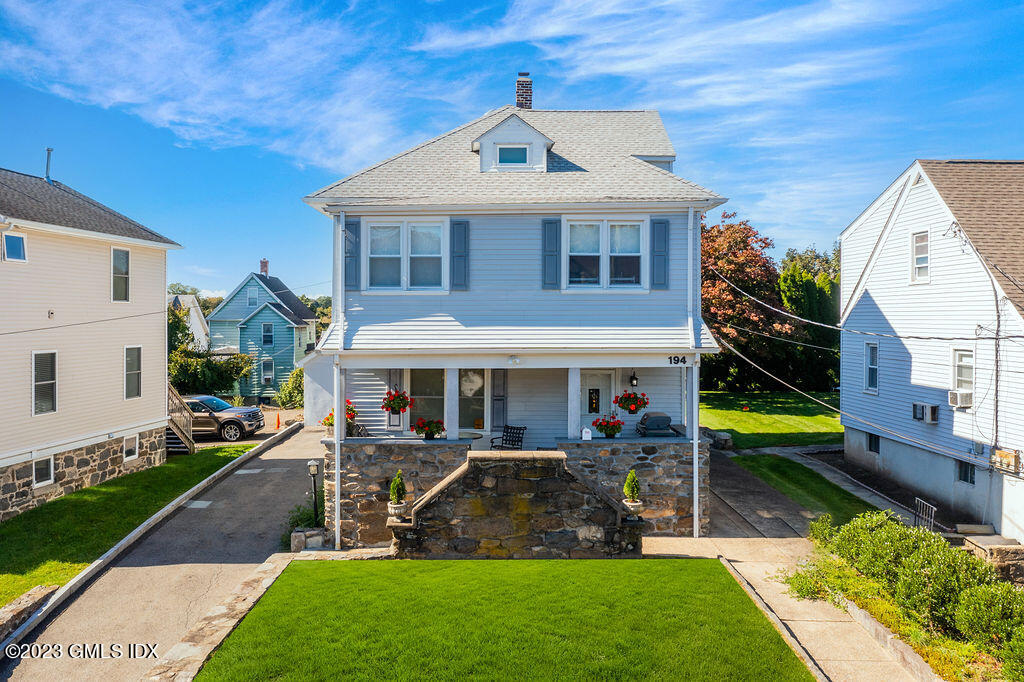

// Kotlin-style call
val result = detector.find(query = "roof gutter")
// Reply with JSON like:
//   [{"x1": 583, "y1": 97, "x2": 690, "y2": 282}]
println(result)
[{"x1": 302, "y1": 198, "x2": 725, "y2": 218}]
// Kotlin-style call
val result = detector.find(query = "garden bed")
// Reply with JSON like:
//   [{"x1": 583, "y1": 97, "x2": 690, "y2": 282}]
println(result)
[{"x1": 197, "y1": 559, "x2": 813, "y2": 680}]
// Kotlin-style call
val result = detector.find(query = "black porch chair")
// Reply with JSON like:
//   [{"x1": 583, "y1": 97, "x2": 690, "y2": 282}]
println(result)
[{"x1": 490, "y1": 425, "x2": 527, "y2": 450}]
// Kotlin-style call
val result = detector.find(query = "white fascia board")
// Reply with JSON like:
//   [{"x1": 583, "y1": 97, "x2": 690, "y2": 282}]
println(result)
[
  {"x1": 303, "y1": 198, "x2": 725, "y2": 218},
  {"x1": 322, "y1": 349, "x2": 714, "y2": 370},
  {"x1": 236, "y1": 302, "x2": 299, "y2": 327},
  {"x1": 839, "y1": 161, "x2": 919, "y2": 240},
  {"x1": 9, "y1": 217, "x2": 181, "y2": 250}
]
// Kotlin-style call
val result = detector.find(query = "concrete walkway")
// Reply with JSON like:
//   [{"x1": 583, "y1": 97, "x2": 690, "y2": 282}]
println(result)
[
  {"x1": 2, "y1": 427, "x2": 320, "y2": 682},
  {"x1": 645, "y1": 537, "x2": 913, "y2": 682}
]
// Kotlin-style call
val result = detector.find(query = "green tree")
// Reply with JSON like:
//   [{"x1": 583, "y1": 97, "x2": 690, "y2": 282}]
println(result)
[
  {"x1": 168, "y1": 349, "x2": 253, "y2": 395},
  {"x1": 778, "y1": 262, "x2": 840, "y2": 390},
  {"x1": 167, "y1": 282, "x2": 200, "y2": 296},
  {"x1": 276, "y1": 368, "x2": 304, "y2": 408},
  {"x1": 780, "y1": 243, "x2": 840, "y2": 279},
  {"x1": 167, "y1": 304, "x2": 193, "y2": 355}
]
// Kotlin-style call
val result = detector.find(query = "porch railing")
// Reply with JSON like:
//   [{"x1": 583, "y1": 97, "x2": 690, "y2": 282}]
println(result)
[{"x1": 168, "y1": 384, "x2": 196, "y2": 454}]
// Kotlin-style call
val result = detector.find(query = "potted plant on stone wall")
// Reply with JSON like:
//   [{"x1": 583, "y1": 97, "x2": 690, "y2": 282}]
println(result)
[
  {"x1": 411, "y1": 417, "x2": 444, "y2": 440},
  {"x1": 614, "y1": 391, "x2": 649, "y2": 415},
  {"x1": 623, "y1": 469, "x2": 643, "y2": 517},
  {"x1": 381, "y1": 388, "x2": 413, "y2": 415},
  {"x1": 592, "y1": 414, "x2": 624, "y2": 439},
  {"x1": 387, "y1": 470, "x2": 408, "y2": 518},
  {"x1": 345, "y1": 399, "x2": 358, "y2": 436},
  {"x1": 321, "y1": 409, "x2": 334, "y2": 436}
]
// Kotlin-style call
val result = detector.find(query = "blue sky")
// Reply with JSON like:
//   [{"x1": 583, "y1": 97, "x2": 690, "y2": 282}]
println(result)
[{"x1": 1, "y1": 0, "x2": 1022, "y2": 298}]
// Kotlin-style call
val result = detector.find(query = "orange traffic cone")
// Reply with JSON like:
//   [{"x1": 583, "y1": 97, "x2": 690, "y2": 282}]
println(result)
[{"x1": 276, "y1": 413, "x2": 281, "y2": 430}]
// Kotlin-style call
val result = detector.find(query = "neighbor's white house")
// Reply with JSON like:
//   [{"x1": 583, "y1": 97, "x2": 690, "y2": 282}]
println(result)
[
  {"x1": 0, "y1": 166, "x2": 184, "y2": 521},
  {"x1": 302, "y1": 73, "x2": 725, "y2": 451},
  {"x1": 168, "y1": 293, "x2": 210, "y2": 350},
  {"x1": 840, "y1": 159, "x2": 1024, "y2": 540}
]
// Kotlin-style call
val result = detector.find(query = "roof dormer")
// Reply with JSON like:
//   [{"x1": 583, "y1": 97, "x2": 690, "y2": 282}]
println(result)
[{"x1": 472, "y1": 113, "x2": 553, "y2": 173}]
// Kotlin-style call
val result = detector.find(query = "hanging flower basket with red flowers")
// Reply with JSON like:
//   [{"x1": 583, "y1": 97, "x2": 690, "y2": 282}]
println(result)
[
  {"x1": 411, "y1": 417, "x2": 444, "y2": 440},
  {"x1": 592, "y1": 414, "x2": 624, "y2": 438},
  {"x1": 381, "y1": 388, "x2": 413, "y2": 415},
  {"x1": 345, "y1": 399, "x2": 358, "y2": 422},
  {"x1": 613, "y1": 391, "x2": 649, "y2": 415}
]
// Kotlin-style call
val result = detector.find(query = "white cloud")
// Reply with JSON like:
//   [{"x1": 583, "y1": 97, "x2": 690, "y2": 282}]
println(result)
[
  {"x1": 183, "y1": 264, "x2": 219, "y2": 277},
  {"x1": 199, "y1": 288, "x2": 228, "y2": 299}
]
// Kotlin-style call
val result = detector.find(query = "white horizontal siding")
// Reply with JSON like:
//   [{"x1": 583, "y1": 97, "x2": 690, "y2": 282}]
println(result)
[{"x1": 840, "y1": 187, "x2": 899, "y2": 312}]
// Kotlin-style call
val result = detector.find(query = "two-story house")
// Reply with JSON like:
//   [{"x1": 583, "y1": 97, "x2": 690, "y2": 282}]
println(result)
[
  {"x1": 0, "y1": 166, "x2": 182, "y2": 521},
  {"x1": 302, "y1": 74, "x2": 723, "y2": 445},
  {"x1": 168, "y1": 293, "x2": 209, "y2": 350},
  {"x1": 206, "y1": 259, "x2": 317, "y2": 401},
  {"x1": 840, "y1": 159, "x2": 1024, "y2": 540}
]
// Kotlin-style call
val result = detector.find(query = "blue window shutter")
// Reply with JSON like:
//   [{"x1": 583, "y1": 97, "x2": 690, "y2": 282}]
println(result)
[
  {"x1": 345, "y1": 218, "x2": 360, "y2": 290},
  {"x1": 541, "y1": 218, "x2": 561, "y2": 289},
  {"x1": 450, "y1": 220, "x2": 469, "y2": 291},
  {"x1": 650, "y1": 218, "x2": 669, "y2": 289}
]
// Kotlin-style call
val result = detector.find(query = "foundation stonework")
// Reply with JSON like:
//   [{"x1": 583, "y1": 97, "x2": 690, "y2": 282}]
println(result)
[
  {"x1": 388, "y1": 451, "x2": 643, "y2": 559},
  {"x1": 556, "y1": 438, "x2": 710, "y2": 536},
  {"x1": 0, "y1": 427, "x2": 166, "y2": 522}
]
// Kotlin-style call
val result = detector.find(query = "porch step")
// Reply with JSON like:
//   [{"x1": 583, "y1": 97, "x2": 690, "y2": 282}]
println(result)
[{"x1": 166, "y1": 428, "x2": 191, "y2": 456}]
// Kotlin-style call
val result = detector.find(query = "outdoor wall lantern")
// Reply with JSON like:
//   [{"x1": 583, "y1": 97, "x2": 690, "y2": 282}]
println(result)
[
  {"x1": 629, "y1": 371, "x2": 639, "y2": 387},
  {"x1": 307, "y1": 459, "x2": 320, "y2": 524}
]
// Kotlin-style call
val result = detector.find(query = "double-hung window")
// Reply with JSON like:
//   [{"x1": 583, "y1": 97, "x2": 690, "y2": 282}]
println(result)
[
  {"x1": 953, "y1": 349, "x2": 974, "y2": 393},
  {"x1": 261, "y1": 359, "x2": 274, "y2": 385},
  {"x1": 565, "y1": 219, "x2": 646, "y2": 289},
  {"x1": 112, "y1": 248, "x2": 130, "y2": 301},
  {"x1": 262, "y1": 322, "x2": 274, "y2": 346},
  {"x1": 864, "y1": 342, "x2": 879, "y2": 392},
  {"x1": 3, "y1": 232, "x2": 26, "y2": 261},
  {"x1": 33, "y1": 351, "x2": 57, "y2": 415},
  {"x1": 247, "y1": 287, "x2": 258, "y2": 307},
  {"x1": 911, "y1": 231, "x2": 929, "y2": 283},
  {"x1": 125, "y1": 346, "x2": 142, "y2": 399},
  {"x1": 366, "y1": 220, "x2": 446, "y2": 291}
]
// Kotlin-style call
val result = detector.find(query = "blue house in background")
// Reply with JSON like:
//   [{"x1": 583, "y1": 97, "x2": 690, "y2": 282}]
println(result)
[{"x1": 207, "y1": 259, "x2": 318, "y2": 401}]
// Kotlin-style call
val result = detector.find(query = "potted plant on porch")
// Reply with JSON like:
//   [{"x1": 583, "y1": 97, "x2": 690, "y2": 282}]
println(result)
[
  {"x1": 614, "y1": 391, "x2": 649, "y2": 415},
  {"x1": 592, "y1": 414, "x2": 624, "y2": 439},
  {"x1": 381, "y1": 388, "x2": 413, "y2": 415},
  {"x1": 411, "y1": 417, "x2": 444, "y2": 440},
  {"x1": 622, "y1": 469, "x2": 643, "y2": 517},
  {"x1": 387, "y1": 470, "x2": 408, "y2": 518},
  {"x1": 321, "y1": 400, "x2": 359, "y2": 436}
]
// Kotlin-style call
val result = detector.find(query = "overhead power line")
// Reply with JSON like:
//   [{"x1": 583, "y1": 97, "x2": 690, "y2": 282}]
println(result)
[{"x1": 709, "y1": 318, "x2": 839, "y2": 353}]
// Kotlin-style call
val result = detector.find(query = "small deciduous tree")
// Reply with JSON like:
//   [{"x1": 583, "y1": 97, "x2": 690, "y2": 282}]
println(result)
[
  {"x1": 168, "y1": 349, "x2": 252, "y2": 395},
  {"x1": 276, "y1": 368, "x2": 304, "y2": 408}
]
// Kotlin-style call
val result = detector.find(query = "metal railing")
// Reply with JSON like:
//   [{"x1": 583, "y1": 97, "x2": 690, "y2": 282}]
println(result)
[
  {"x1": 913, "y1": 497, "x2": 937, "y2": 532},
  {"x1": 167, "y1": 384, "x2": 196, "y2": 454}
]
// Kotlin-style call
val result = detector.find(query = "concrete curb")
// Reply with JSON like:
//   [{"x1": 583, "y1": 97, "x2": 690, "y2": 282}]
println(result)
[
  {"x1": 718, "y1": 556, "x2": 829, "y2": 682},
  {"x1": 0, "y1": 422, "x2": 304, "y2": 658},
  {"x1": 841, "y1": 597, "x2": 942, "y2": 682}
]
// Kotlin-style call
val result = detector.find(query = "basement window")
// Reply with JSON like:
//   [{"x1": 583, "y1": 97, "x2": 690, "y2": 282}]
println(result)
[
  {"x1": 33, "y1": 456, "x2": 54, "y2": 487},
  {"x1": 957, "y1": 461, "x2": 976, "y2": 485},
  {"x1": 124, "y1": 434, "x2": 139, "y2": 461}
]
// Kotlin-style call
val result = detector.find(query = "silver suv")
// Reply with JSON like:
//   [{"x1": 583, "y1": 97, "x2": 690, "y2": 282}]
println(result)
[{"x1": 184, "y1": 395, "x2": 264, "y2": 442}]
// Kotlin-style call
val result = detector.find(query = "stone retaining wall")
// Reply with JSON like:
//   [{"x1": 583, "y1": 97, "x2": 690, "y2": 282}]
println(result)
[
  {"x1": 323, "y1": 438, "x2": 471, "y2": 546},
  {"x1": 0, "y1": 427, "x2": 165, "y2": 522},
  {"x1": 389, "y1": 451, "x2": 643, "y2": 559},
  {"x1": 556, "y1": 438, "x2": 710, "y2": 536}
]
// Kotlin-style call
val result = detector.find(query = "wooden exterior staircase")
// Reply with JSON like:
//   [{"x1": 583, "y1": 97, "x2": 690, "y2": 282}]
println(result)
[{"x1": 167, "y1": 384, "x2": 195, "y2": 455}]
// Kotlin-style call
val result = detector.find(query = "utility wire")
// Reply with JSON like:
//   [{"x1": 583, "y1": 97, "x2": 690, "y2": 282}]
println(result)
[
  {"x1": 709, "y1": 318, "x2": 840, "y2": 352},
  {"x1": 712, "y1": 332, "x2": 989, "y2": 465},
  {"x1": 708, "y1": 265, "x2": 1024, "y2": 341}
]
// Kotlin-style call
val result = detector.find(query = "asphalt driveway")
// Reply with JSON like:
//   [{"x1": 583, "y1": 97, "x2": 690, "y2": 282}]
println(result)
[{"x1": 2, "y1": 426, "x2": 320, "y2": 681}]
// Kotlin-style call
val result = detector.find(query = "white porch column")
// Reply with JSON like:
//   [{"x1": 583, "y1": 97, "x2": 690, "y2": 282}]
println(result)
[
  {"x1": 444, "y1": 367, "x2": 459, "y2": 440},
  {"x1": 331, "y1": 211, "x2": 345, "y2": 325},
  {"x1": 332, "y1": 357, "x2": 345, "y2": 549},
  {"x1": 691, "y1": 357, "x2": 701, "y2": 539},
  {"x1": 567, "y1": 367, "x2": 581, "y2": 439}
]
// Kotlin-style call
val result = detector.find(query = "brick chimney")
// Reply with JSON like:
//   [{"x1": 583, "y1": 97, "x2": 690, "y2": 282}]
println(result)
[
  {"x1": 515, "y1": 72, "x2": 532, "y2": 109},
  {"x1": 259, "y1": 258, "x2": 269, "y2": 276}
]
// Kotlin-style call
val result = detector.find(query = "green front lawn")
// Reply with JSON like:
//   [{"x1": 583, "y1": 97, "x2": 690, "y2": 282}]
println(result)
[
  {"x1": 198, "y1": 559, "x2": 812, "y2": 681},
  {"x1": 700, "y1": 391, "x2": 843, "y2": 449},
  {"x1": 733, "y1": 454, "x2": 874, "y2": 525},
  {"x1": 0, "y1": 444, "x2": 252, "y2": 607}
]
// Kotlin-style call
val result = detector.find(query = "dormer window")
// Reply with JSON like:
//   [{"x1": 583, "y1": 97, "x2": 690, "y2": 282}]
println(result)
[{"x1": 497, "y1": 145, "x2": 528, "y2": 166}]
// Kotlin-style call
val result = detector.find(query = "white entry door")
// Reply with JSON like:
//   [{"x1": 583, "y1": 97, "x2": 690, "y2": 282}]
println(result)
[{"x1": 580, "y1": 370, "x2": 614, "y2": 418}]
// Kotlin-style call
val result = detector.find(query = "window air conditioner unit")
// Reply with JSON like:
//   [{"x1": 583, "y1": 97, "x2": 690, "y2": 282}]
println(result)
[
  {"x1": 913, "y1": 403, "x2": 939, "y2": 424},
  {"x1": 263, "y1": 376, "x2": 273, "y2": 385},
  {"x1": 948, "y1": 390, "x2": 973, "y2": 408}
]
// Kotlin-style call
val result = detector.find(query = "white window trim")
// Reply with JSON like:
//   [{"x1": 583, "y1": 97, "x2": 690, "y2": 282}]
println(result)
[
  {"x1": 124, "y1": 345, "x2": 142, "y2": 400},
  {"x1": 123, "y1": 434, "x2": 139, "y2": 461},
  {"x1": 361, "y1": 217, "x2": 450, "y2": 293},
  {"x1": 909, "y1": 230, "x2": 930, "y2": 285},
  {"x1": 261, "y1": 358, "x2": 275, "y2": 384},
  {"x1": 401, "y1": 368, "x2": 492, "y2": 435},
  {"x1": 31, "y1": 349, "x2": 58, "y2": 417},
  {"x1": 496, "y1": 144, "x2": 530, "y2": 167},
  {"x1": 111, "y1": 246, "x2": 131, "y2": 303},
  {"x1": 956, "y1": 460, "x2": 976, "y2": 485},
  {"x1": 32, "y1": 454, "x2": 54, "y2": 487},
  {"x1": 863, "y1": 342, "x2": 879, "y2": 394},
  {"x1": 561, "y1": 217, "x2": 649, "y2": 292},
  {"x1": 951, "y1": 347, "x2": 975, "y2": 405},
  {"x1": 2, "y1": 231, "x2": 27, "y2": 262},
  {"x1": 247, "y1": 287, "x2": 259, "y2": 307},
  {"x1": 262, "y1": 322, "x2": 274, "y2": 346}
]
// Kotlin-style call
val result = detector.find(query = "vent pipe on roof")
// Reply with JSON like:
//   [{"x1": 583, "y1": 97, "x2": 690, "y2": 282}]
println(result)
[
  {"x1": 516, "y1": 72, "x2": 532, "y2": 109},
  {"x1": 44, "y1": 148, "x2": 53, "y2": 184}
]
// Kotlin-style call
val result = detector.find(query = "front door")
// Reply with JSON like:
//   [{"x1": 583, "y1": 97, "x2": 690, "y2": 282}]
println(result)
[{"x1": 580, "y1": 370, "x2": 614, "y2": 418}]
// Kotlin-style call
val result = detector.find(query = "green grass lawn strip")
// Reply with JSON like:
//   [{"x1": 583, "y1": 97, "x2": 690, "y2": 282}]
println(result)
[
  {"x1": 0, "y1": 444, "x2": 252, "y2": 607},
  {"x1": 700, "y1": 391, "x2": 842, "y2": 449},
  {"x1": 198, "y1": 559, "x2": 813, "y2": 681},
  {"x1": 733, "y1": 454, "x2": 874, "y2": 525}
]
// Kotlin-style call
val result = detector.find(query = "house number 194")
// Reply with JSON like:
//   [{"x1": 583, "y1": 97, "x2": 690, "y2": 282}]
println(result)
[{"x1": 668, "y1": 356, "x2": 687, "y2": 365}]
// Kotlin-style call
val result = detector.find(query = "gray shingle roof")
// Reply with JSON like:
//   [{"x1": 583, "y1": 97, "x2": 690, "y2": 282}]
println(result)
[
  {"x1": 0, "y1": 167, "x2": 177, "y2": 246},
  {"x1": 918, "y1": 160, "x2": 1024, "y2": 311},
  {"x1": 307, "y1": 106, "x2": 722, "y2": 207}
]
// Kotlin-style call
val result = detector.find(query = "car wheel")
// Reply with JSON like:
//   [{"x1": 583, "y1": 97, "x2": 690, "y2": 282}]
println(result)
[{"x1": 220, "y1": 422, "x2": 243, "y2": 442}]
